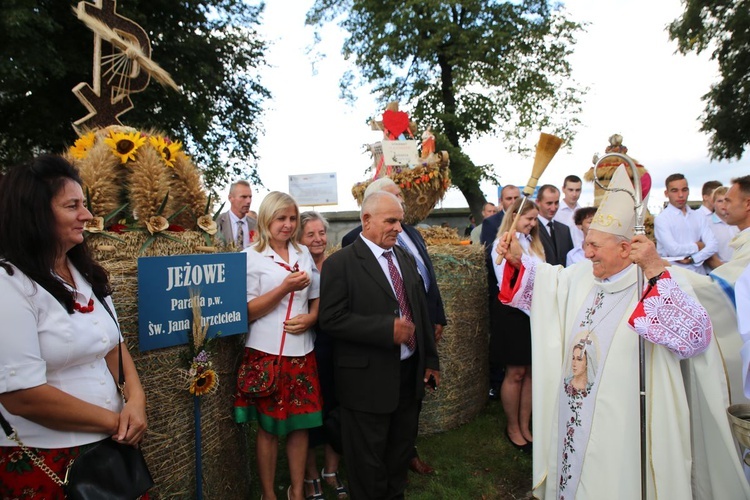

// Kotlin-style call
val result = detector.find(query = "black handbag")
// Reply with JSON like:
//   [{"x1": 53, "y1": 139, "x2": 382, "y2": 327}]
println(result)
[
  {"x1": 0, "y1": 297, "x2": 154, "y2": 499},
  {"x1": 64, "y1": 437, "x2": 153, "y2": 500}
]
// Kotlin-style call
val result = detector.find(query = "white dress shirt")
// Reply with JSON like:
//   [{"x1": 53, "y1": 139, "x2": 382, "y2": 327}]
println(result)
[
  {"x1": 654, "y1": 204, "x2": 719, "y2": 274},
  {"x1": 244, "y1": 241, "x2": 320, "y2": 356},
  {"x1": 554, "y1": 202, "x2": 584, "y2": 248},
  {"x1": 0, "y1": 262, "x2": 122, "y2": 448},
  {"x1": 228, "y1": 211, "x2": 251, "y2": 249}
]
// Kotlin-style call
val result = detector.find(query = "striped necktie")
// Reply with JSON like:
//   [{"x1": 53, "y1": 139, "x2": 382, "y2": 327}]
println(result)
[
  {"x1": 383, "y1": 251, "x2": 416, "y2": 350},
  {"x1": 236, "y1": 220, "x2": 244, "y2": 248}
]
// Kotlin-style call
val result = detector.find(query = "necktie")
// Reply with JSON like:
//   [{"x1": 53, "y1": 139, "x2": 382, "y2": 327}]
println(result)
[
  {"x1": 383, "y1": 251, "x2": 416, "y2": 350},
  {"x1": 396, "y1": 234, "x2": 431, "y2": 292},
  {"x1": 548, "y1": 221, "x2": 558, "y2": 256},
  {"x1": 236, "y1": 220, "x2": 244, "y2": 248}
]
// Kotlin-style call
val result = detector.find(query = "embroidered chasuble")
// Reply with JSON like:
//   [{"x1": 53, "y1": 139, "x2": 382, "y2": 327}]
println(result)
[{"x1": 500, "y1": 257, "x2": 750, "y2": 500}]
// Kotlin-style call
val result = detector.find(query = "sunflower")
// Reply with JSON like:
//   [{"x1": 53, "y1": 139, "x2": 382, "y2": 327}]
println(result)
[
  {"x1": 189, "y1": 369, "x2": 218, "y2": 396},
  {"x1": 69, "y1": 132, "x2": 97, "y2": 160},
  {"x1": 104, "y1": 130, "x2": 146, "y2": 164},
  {"x1": 149, "y1": 136, "x2": 182, "y2": 168}
]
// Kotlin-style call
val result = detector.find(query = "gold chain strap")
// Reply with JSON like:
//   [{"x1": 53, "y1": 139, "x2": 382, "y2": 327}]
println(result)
[{"x1": 8, "y1": 430, "x2": 71, "y2": 486}]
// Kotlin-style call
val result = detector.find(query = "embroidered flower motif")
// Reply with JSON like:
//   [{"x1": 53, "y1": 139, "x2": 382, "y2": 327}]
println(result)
[
  {"x1": 84, "y1": 216, "x2": 104, "y2": 233},
  {"x1": 197, "y1": 214, "x2": 218, "y2": 235},
  {"x1": 145, "y1": 215, "x2": 169, "y2": 234}
]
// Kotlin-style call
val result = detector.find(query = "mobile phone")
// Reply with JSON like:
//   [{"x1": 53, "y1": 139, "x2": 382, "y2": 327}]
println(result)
[{"x1": 427, "y1": 374, "x2": 437, "y2": 390}]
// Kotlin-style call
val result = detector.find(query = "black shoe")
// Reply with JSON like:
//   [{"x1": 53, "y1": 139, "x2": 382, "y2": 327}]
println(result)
[
  {"x1": 488, "y1": 388, "x2": 499, "y2": 400},
  {"x1": 505, "y1": 430, "x2": 531, "y2": 453}
]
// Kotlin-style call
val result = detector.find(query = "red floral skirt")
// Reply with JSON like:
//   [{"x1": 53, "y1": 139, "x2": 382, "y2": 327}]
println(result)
[
  {"x1": 234, "y1": 348, "x2": 323, "y2": 436},
  {"x1": 0, "y1": 443, "x2": 151, "y2": 500}
]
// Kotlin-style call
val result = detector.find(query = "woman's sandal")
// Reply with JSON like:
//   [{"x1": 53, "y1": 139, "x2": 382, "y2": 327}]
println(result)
[
  {"x1": 321, "y1": 468, "x2": 349, "y2": 499},
  {"x1": 303, "y1": 477, "x2": 325, "y2": 500}
]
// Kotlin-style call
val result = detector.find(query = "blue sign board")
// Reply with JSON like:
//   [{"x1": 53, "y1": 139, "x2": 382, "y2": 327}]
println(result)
[{"x1": 137, "y1": 253, "x2": 247, "y2": 351}]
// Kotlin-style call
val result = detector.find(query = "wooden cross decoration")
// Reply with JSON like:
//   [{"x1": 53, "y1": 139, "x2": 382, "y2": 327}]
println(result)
[{"x1": 72, "y1": 0, "x2": 178, "y2": 130}]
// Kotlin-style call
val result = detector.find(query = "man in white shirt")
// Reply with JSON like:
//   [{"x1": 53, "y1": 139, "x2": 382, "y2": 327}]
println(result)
[
  {"x1": 654, "y1": 173, "x2": 718, "y2": 274},
  {"x1": 216, "y1": 180, "x2": 257, "y2": 249},
  {"x1": 553, "y1": 174, "x2": 584, "y2": 247},
  {"x1": 470, "y1": 202, "x2": 498, "y2": 244}
]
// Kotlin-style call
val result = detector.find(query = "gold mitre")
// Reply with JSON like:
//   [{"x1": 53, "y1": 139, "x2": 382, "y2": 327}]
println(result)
[{"x1": 589, "y1": 164, "x2": 635, "y2": 238}]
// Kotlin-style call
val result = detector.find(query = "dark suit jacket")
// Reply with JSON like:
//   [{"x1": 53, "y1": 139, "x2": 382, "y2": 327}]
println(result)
[
  {"x1": 479, "y1": 210, "x2": 505, "y2": 293},
  {"x1": 319, "y1": 238, "x2": 439, "y2": 413},
  {"x1": 341, "y1": 225, "x2": 446, "y2": 326},
  {"x1": 538, "y1": 219, "x2": 574, "y2": 266},
  {"x1": 215, "y1": 211, "x2": 257, "y2": 247}
]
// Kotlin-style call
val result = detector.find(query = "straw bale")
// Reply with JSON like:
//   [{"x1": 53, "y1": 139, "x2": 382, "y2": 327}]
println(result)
[
  {"x1": 91, "y1": 231, "x2": 249, "y2": 499},
  {"x1": 418, "y1": 244, "x2": 488, "y2": 435}
]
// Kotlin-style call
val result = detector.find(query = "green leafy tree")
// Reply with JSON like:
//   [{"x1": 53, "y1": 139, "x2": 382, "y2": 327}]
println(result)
[
  {"x1": 669, "y1": 0, "x2": 750, "y2": 161},
  {"x1": 306, "y1": 0, "x2": 584, "y2": 218},
  {"x1": 0, "y1": 0, "x2": 270, "y2": 189}
]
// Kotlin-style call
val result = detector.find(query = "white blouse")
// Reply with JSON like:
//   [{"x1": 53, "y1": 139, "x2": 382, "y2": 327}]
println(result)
[
  {"x1": 244, "y1": 242, "x2": 320, "y2": 356},
  {"x1": 0, "y1": 262, "x2": 122, "y2": 448}
]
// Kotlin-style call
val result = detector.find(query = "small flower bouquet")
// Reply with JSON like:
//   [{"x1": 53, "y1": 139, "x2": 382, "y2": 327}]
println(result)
[{"x1": 180, "y1": 289, "x2": 219, "y2": 397}]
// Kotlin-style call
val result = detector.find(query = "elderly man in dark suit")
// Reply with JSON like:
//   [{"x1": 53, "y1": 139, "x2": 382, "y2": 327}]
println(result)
[
  {"x1": 320, "y1": 191, "x2": 440, "y2": 499},
  {"x1": 341, "y1": 177, "x2": 446, "y2": 475},
  {"x1": 535, "y1": 184, "x2": 574, "y2": 266}
]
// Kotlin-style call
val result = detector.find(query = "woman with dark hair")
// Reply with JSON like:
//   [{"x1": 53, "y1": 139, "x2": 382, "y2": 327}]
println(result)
[
  {"x1": 490, "y1": 198, "x2": 545, "y2": 453},
  {"x1": 0, "y1": 155, "x2": 147, "y2": 498}
]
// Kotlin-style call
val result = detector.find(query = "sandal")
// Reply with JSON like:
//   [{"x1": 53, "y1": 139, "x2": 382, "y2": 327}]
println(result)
[
  {"x1": 322, "y1": 468, "x2": 349, "y2": 499},
  {"x1": 303, "y1": 477, "x2": 324, "y2": 500}
]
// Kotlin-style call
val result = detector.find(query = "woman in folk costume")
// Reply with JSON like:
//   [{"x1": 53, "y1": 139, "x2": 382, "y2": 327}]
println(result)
[
  {"x1": 495, "y1": 165, "x2": 749, "y2": 499},
  {"x1": 234, "y1": 192, "x2": 323, "y2": 500},
  {"x1": 490, "y1": 197, "x2": 545, "y2": 452}
]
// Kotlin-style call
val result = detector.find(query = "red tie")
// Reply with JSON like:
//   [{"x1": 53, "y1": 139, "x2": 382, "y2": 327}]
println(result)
[{"x1": 383, "y1": 251, "x2": 416, "y2": 350}]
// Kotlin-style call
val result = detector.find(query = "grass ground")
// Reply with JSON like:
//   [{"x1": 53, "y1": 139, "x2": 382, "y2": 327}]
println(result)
[{"x1": 245, "y1": 399, "x2": 532, "y2": 499}]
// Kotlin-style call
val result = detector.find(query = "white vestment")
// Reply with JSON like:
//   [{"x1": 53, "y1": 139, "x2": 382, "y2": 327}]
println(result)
[
  {"x1": 506, "y1": 259, "x2": 749, "y2": 499},
  {"x1": 682, "y1": 228, "x2": 750, "y2": 403}
]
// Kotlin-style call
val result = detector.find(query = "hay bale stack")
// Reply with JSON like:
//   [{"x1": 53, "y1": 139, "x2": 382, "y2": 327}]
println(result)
[
  {"x1": 90, "y1": 231, "x2": 249, "y2": 499},
  {"x1": 418, "y1": 243, "x2": 488, "y2": 435}
]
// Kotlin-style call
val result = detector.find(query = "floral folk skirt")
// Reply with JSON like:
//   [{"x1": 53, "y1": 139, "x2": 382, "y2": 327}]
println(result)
[{"x1": 234, "y1": 347, "x2": 323, "y2": 436}]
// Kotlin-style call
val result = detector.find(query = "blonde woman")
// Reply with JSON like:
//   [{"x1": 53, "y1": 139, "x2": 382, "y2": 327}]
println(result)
[
  {"x1": 234, "y1": 192, "x2": 323, "y2": 500},
  {"x1": 490, "y1": 198, "x2": 544, "y2": 453}
]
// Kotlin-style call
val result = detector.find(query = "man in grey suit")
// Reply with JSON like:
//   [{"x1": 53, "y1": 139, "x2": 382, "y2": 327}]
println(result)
[
  {"x1": 535, "y1": 184, "x2": 574, "y2": 266},
  {"x1": 215, "y1": 180, "x2": 257, "y2": 249},
  {"x1": 320, "y1": 191, "x2": 440, "y2": 499}
]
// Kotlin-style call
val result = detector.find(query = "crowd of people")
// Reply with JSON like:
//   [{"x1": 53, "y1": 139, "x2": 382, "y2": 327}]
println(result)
[{"x1": 1, "y1": 153, "x2": 749, "y2": 500}]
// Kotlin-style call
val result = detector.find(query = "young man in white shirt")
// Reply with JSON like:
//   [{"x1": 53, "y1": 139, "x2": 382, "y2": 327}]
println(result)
[
  {"x1": 654, "y1": 173, "x2": 718, "y2": 274},
  {"x1": 553, "y1": 175, "x2": 584, "y2": 247}
]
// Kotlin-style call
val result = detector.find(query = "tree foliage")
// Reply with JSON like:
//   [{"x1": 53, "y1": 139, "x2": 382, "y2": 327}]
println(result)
[
  {"x1": 0, "y1": 0, "x2": 270, "y2": 189},
  {"x1": 669, "y1": 0, "x2": 750, "y2": 160},
  {"x1": 306, "y1": 0, "x2": 584, "y2": 217}
]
